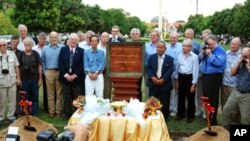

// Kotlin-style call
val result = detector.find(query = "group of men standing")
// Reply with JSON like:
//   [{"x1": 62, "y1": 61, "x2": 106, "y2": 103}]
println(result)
[
  {"x1": 145, "y1": 28, "x2": 250, "y2": 129},
  {"x1": 0, "y1": 23, "x2": 249, "y2": 130}
]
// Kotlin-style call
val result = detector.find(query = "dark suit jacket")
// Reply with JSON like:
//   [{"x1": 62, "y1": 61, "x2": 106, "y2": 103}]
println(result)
[
  {"x1": 147, "y1": 53, "x2": 174, "y2": 92},
  {"x1": 109, "y1": 36, "x2": 125, "y2": 42},
  {"x1": 58, "y1": 45, "x2": 84, "y2": 85}
]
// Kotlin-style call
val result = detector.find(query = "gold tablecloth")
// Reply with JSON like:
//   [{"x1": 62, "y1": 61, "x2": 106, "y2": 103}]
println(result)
[{"x1": 68, "y1": 110, "x2": 172, "y2": 141}]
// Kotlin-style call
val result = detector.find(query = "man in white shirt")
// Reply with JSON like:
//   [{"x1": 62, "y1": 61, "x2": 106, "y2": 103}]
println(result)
[
  {"x1": 17, "y1": 24, "x2": 35, "y2": 51},
  {"x1": 33, "y1": 32, "x2": 48, "y2": 112}
]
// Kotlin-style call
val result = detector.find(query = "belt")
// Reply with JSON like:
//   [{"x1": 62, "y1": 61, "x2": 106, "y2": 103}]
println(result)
[
  {"x1": 47, "y1": 68, "x2": 59, "y2": 71},
  {"x1": 179, "y1": 73, "x2": 192, "y2": 76},
  {"x1": 238, "y1": 90, "x2": 250, "y2": 94}
]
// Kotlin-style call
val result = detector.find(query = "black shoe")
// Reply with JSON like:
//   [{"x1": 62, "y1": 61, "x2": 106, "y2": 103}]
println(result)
[
  {"x1": 187, "y1": 118, "x2": 194, "y2": 123},
  {"x1": 176, "y1": 116, "x2": 184, "y2": 121}
]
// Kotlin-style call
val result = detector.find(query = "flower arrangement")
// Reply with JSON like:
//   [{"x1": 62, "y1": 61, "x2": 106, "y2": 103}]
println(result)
[
  {"x1": 145, "y1": 96, "x2": 162, "y2": 109},
  {"x1": 145, "y1": 96, "x2": 162, "y2": 116},
  {"x1": 73, "y1": 96, "x2": 86, "y2": 113}
]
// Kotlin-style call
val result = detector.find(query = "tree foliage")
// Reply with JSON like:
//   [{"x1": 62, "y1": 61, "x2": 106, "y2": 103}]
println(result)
[
  {"x1": 184, "y1": 0, "x2": 250, "y2": 40},
  {"x1": 10, "y1": 0, "x2": 147, "y2": 35},
  {"x1": 12, "y1": 0, "x2": 62, "y2": 33},
  {"x1": 59, "y1": 0, "x2": 86, "y2": 32},
  {"x1": 0, "y1": 11, "x2": 18, "y2": 34}
]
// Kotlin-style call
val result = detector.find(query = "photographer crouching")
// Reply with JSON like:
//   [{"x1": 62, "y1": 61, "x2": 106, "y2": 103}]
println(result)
[
  {"x1": 222, "y1": 47, "x2": 250, "y2": 130},
  {"x1": 199, "y1": 35, "x2": 226, "y2": 125}
]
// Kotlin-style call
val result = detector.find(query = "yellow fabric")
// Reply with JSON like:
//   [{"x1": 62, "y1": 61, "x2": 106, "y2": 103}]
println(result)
[{"x1": 68, "y1": 111, "x2": 172, "y2": 141}]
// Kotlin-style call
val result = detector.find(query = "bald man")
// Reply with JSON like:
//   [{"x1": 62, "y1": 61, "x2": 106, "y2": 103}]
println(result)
[
  {"x1": 221, "y1": 37, "x2": 242, "y2": 109},
  {"x1": 42, "y1": 31, "x2": 63, "y2": 117},
  {"x1": 222, "y1": 47, "x2": 250, "y2": 130}
]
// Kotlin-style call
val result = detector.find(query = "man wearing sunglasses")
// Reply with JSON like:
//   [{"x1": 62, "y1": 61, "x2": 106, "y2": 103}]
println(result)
[{"x1": 0, "y1": 39, "x2": 21, "y2": 125}]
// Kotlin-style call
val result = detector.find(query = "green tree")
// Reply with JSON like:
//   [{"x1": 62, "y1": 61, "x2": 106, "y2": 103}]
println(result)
[
  {"x1": 83, "y1": 4, "x2": 104, "y2": 33},
  {"x1": 233, "y1": 1, "x2": 250, "y2": 39},
  {"x1": 126, "y1": 16, "x2": 147, "y2": 35},
  {"x1": 0, "y1": 11, "x2": 18, "y2": 34},
  {"x1": 12, "y1": 0, "x2": 62, "y2": 33},
  {"x1": 208, "y1": 9, "x2": 234, "y2": 35},
  {"x1": 184, "y1": 14, "x2": 208, "y2": 34},
  {"x1": 59, "y1": 0, "x2": 86, "y2": 32}
]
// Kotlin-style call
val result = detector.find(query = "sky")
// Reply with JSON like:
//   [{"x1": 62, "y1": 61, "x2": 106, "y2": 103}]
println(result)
[{"x1": 82, "y1": 0, "x2": 245, "y2": 23}]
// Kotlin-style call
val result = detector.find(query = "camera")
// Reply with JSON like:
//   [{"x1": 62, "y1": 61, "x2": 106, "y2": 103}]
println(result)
[
  {"x1": 23, "y1": 66, "x2": 30, "y2": 71},
  {"x1": 241, "y1": 56, "x2": 248, "y2": 64},
  {"x1": 37, "y1": 130, "x2": 74, "y2": 141},
  {"x1": 2, "y1": 69, "x2": 9, "y2": 74},
  {"x1": 202, "y1": 41, "x2": 211, "y2": 51}
]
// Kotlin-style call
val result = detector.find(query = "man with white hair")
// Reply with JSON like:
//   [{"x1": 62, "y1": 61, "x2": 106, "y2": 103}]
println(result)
[
  {"x1": 0, "y1": 39, "x2": 21, "y2": 124},
  {"x1": 98, "y1": 32, "x2": 112, "y2": 99},
  {"x1": 175, "y1": 39, "x2": 199, "y2": 123},
  {"x1": 59, "y1": 33, "x2": 84, "y2": 120},
  {"x1": 166, "y1": 31, "x2": 183, "y2": 117},
  {"x1": 184, "y1": 28, "x2": 200, "y2": 55},
  {"x1": 17, "y1": 24, "x2": 35, "y2": 51},
  {"x1": 130, "y1": 28, "x2": 140, "y2": 42},
  {"x1": 42, "y1": 31, "x2": 63, "y2": 118},
  {"x1": 79, "y1": 30, "x2": 95, "y2": 50},
  {"x1": 18, "y1": 37, "x2": 42, "y2": 117}
]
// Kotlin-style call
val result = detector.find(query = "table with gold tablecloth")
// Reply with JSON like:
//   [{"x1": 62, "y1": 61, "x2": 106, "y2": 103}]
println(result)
[{"x1": 68, "y1": 110, "x2": 172, "y2": 141}]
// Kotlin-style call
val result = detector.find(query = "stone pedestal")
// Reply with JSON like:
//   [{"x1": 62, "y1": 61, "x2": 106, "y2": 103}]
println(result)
[
  {"x1": 107, "y1": 42, "x2": 144, "y2": 101},
  {"x1": 111, "y1": 76, "x2": 142, "y2": 101}
]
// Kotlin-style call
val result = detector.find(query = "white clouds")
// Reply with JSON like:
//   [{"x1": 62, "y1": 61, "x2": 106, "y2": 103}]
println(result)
[{"x1": 82, "y1": 0, "x2": 245, "y2": 23}]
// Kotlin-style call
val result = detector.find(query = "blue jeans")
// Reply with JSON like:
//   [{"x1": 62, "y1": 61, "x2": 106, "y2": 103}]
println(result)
[{"x1": 22, "y1": 80, "x2": 39, "y2": 116}]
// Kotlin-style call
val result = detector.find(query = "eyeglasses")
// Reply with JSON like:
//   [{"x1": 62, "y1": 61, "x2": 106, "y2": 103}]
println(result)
[
  {"x1": 0, "y1": 44, "x2": 7, "y2": 47},
  {"x1": 182, "y1": 44, "x2": 191, "y2": 47}
]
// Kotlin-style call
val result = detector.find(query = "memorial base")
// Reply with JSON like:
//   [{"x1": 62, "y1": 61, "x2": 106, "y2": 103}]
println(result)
[{"x1": 111, "y1": 76, "x2": 142, "y2": 101}]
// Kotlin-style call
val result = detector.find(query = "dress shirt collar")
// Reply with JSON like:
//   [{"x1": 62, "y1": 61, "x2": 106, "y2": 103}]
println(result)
[
  {"x1": 158, "y1": 54, "x2": 165, "y2": 59},
  {"x1": 69, "y1": 46, "x2": 76, "y2": 53},
  {"x1": 37, "y1": 44, "x2": 46, "y2": 48},
  {"x1": 48, "y1": 43, "x2": 60, "y2": 48},
  {"x1": 229, "y1": 49, "x2": 241, "y2": 55},
  {"x1": 149, "y1": 40, "x2": 160, "y2": 47},
  {"x1": 90, "y1": 48, "x2": 99, "y2": 53}
]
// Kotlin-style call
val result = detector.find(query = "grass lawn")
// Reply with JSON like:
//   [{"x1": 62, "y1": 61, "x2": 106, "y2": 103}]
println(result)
[{"x1": 0, "y1": 86, "x2": 213, "y2": 135}]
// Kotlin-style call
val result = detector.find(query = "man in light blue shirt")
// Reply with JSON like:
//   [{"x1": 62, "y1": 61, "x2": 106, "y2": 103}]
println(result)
[
  {"x1": 84, "y1": 35, "x2": 105, "y2": 98},
  {"x1": 166, "y1": 31, "x2": 182, "y2": 117},
  {"x1": 41, "y1": 31, "x2": 63, "y2": 117}
]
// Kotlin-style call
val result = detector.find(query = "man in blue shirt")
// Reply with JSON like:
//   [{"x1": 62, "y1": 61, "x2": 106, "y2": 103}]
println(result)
[
  {"x1": 222, "y1": 48, "x2": 250, "y2": 130},
  {"x1": 41, "y1": 31, "x2": 62, "y2": 117},
  {"x1": 199, "y1": 35, "x2": 226, "y2": 125},
  {"x1": 84, "y1": 35, "x2": 105, "y2": 98},
  {"x1": 166, "y1": 32, "x2": 182, "y2": 117}
]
